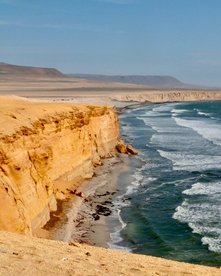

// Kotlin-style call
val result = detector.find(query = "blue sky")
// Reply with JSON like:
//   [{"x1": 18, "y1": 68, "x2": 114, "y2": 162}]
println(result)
[{"x1": 1, "y1": 0, "x2": 221, "y2": 86}]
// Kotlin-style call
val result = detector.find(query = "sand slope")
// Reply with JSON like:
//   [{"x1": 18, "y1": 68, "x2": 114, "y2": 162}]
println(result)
[{"x1": 0, "y1": 231, "x2": 220, "y2": 276}]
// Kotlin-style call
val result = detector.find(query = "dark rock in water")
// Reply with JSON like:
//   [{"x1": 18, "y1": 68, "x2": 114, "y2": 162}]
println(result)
[
  {"x1": 126, "y1": 144, "x2": 138, "y2": 155},
  {"x1": 96, "y1": 204, "x2": 112, "y2": 216}
]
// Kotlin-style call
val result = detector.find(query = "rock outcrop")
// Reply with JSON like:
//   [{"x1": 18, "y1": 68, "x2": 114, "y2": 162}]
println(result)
[
  {"x1": 126, "y1": 144, "x2": 138, "y2": 155},
  {"x1": 0, "y1": 97, "x2": 119, "y2": 235},
  {"x1": 116, "y1": 140, "x2": 138, "y2": 155}
]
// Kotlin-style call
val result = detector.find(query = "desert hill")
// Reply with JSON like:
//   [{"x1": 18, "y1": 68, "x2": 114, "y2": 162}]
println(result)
[
  {"x1": 0, "y1": 62, "x2": 64, "y2": 78},
  {"x1": 0, "y1": 62, "x2": 188, "y2": 88},
  {"x1": 70, "y1": 74, "x2": 188, "y2": 88}
]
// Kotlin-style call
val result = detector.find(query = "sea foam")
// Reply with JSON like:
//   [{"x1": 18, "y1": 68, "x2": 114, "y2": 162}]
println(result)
[
  {"x1": 183, "y1": 181, "x2": 221, "y2": 196},
  {"x1": 157, "y1": 150, "x2": 221, "y2": 171},
  {"x1": 174, "y1": 117, "x2": 221, "y2": 146},
  {"x1": 174, "y1": 180, "x2": 221, "y2": 253}
]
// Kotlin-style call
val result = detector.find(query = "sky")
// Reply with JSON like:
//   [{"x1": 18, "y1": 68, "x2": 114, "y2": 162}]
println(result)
[{"x1": 1, "y1": 0, "x2": 221, "y2": 86}]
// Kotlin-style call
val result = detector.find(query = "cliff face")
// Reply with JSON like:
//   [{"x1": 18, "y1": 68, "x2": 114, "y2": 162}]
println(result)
[{"x1": 0, "y1": 97, "x2": 119, "y2": 235}]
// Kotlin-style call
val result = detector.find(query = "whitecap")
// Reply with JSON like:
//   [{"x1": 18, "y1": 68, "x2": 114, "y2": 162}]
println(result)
[
  {"x1": 183, "y1": 181, "x2": 221, "y2": 196},
  {"x1": 202, "y1": 237, "x2": 221, "y2": 253},
  {"x1": 171, "y1": 109, "x2": 188, "y2": 117},
  {"x1": 194, "y1": 108, "x2": 211, "y2": 117},
  {"x1": 173, "y1": 198, "x2": 221, "y2": 252},
  {"x1": 157, "y1": 150, "x2": 221, "y2": 171},
  {"x1": 125, "y1": 170, "x2": 144, "y2": 195},
  {"x1": 152, "y1": 104, "x2": 176, "y2": 112},
  {"x1": 174, "y1": 117, "x2": 221, "y2": 146}
]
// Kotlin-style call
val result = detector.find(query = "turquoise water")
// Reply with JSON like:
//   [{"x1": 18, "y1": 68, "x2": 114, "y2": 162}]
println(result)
[{"x1": 109, "y1": 101, "x2": 221, "y2": 266}]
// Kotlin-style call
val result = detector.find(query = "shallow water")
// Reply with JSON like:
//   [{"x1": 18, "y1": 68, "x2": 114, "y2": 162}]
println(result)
[{"x1": 109, "y1": 101, "x2": 221, "y2": 266}]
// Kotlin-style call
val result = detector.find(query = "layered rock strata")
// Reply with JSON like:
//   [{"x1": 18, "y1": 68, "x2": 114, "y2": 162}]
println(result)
[{"x1": 0, "y1": 97, "x2": 119, "y2": 235}]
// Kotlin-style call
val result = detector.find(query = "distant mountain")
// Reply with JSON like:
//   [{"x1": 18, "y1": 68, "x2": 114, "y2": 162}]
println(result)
[
  {"x1": 0, "y1": 62, "x2": 64, "y2": 78},
  {"x1": 69, "y1": 74, "x2": 188, "y2": 88},
  {"x1": 0, "y1": 63, "x2": 207, "y2": 89}
]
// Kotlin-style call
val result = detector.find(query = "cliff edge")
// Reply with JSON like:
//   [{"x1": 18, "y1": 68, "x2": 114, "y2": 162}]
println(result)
[{"x1": 0, "y1": 97, "x2": 119, "y2": 235}]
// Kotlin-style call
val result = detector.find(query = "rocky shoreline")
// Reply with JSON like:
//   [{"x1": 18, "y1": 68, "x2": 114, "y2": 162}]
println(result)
[{"x1": 40, "y1": 154, "x2": 130, "y2": 248}]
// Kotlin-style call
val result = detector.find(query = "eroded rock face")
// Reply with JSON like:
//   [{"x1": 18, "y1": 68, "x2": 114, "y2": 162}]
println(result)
[{"x1": 0, "y1": 98, "x2": 119, "y2": 235}]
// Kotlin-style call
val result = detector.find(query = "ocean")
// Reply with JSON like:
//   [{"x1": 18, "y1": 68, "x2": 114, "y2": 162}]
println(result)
[{"x1": 108, "y1": 101, "x2": 221, "y2": 266}]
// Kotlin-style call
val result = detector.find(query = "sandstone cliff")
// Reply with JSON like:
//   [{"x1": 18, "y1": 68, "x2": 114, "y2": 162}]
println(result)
[{"x1": 0, "y1": 97, "x2": 119, "y2": 235}]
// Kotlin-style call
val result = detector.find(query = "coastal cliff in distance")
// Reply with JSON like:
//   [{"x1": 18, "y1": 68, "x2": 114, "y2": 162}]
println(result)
[
  {"x1": 0, "y1": 97, "x2": 119, "y2": 235},
  {"x1": 111, "y1": 90, "x2": 221, "y2": 103}
]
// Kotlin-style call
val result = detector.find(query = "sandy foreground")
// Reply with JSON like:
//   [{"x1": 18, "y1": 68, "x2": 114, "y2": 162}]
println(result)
[
  {"x1": 1, "y1": 76, "x2": 221, "y2": 275},
  {"x1": 0, "y1": 230, "x2": 220, "y2": 276}
]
